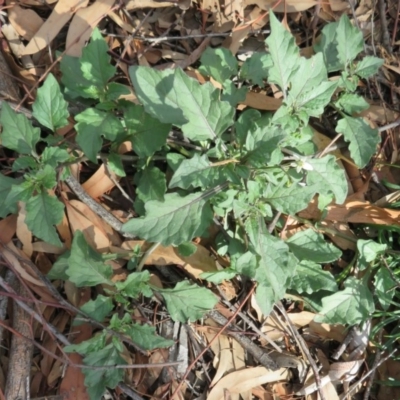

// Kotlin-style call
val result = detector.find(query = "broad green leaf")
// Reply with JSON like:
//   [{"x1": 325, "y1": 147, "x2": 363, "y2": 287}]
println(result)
[
  {"x1": 25, "y1": 191, "x2": 64, "y2": 247},
  {"x1": 235, "y1": 109, "x2": 262, "y2": 146},
  {"x1": 289, "y1": 53, "x2": 327, "y2": 100},
  {"x1": 122, "y1": 191, "x2": 215, "y2": 246},
  {"x1": 75, "y1": 108, "x2": 124, "y2": 162},
  {"x1": 76, "y1": 295, "x2": 114, "y2": 325},
  {"x1": 374, "y1": 267, "x2": 395, "y2": 310},
  {"x1": 314, "y1": 277, "x2": 375, "y2": 325},
  {"x1": 47, "y1": 251, "x2": 70, "y2": 280},
  {"x1": 264, "y1": 183, "x2": 318, "y2": 214},
  {"x1": 234, "y1": 251, "x2": 258, "y2": 278},
  {"x1": 287, "y1": 228, "x2": 342, "y2": 263},
  {"x1": 289, "y1": 261, "x2": 338, "y2": 294},
  {"x1": 335, "y1": 93, "x2": 370, "y2": 114},
  {"x1": 32, "y1": 73, "x2": 69, "y2": 131},
  {"x1": 130, "y1": 66, "x2": 234, "y2": 141},
  {"x1": 64, "y1": 333, "x2": 106, "y2": 354},
  {"x1": 32, "y1": 164, "x2": 57, "y2": 189},
  {"x1": 240, "y1": 53, "x2": 272, "y2": 86},
  {"x1": 294, "y1": 81, "x2": 338, "y2": 116},
  {"x1": 6, "y1": 181, "x2": 34, "y2": 206},
  {"x1": 82, "y1": 342, "x2": 126, "y2": 400},
  {"x1": 246, "y1": 216, "x2": 296, "y2": 315},
  {"x1": 123, "y1": 104, "x2": 170, "y2": 157},
  {"x1": 12, "y1": 156, "x2": 37, "y2": 171},
  {"x1": 314, "y1": 21, "x2": 341, "y2": 72},
  {"x1": 60, "y1": 54, "x2": 101, "y2": 99},
  {"x1": 265, "y1": 11, "x2": 300, "y2": 95},
  {"x1": 115, "y1": 271, "x2": 152, "y2": 298},
  {"x1": 221, "y1": 81, "x2": 247, "y2": 107},
  {"x1": 336, "y1": 116, "x2": 380, "y2": 168},
  {"x1": 40, "y1": 147, "x2": 71, "y2": 167},
  {"x1": 159, "y1": 280, "x2": 218, "y2": 322},
  {"x1": 306, "y1": 155, "x2": 348, "y2": 204},
  {"x1": 354, "y1": 56, "x2": 383, "y2": 78},
  {"x1": 336, "y1": 14, "x2": 363, "y2": 66},
  {"x1": 124, "y1": 323, "x2": 174, "y2": 350},
  {"x1": 0, "y1": 174, "x2": 19, "y2": 217},
  {"x1": 169, "y1": 154, "x2": 230, "y2": 189},
  {"x1": 136, "y1": 166, "x2": 166, "y2": 203},
  {"x1": 357, "y1": 239, "x2": 387, "y2": 270},
  {"x1": 177, "y1": 242, "x2": 197, "y2": 257},
  {"x1": 200, "y1": 269, "x2": 237, "y2": 284},
  {"x1": 80, "y1": 28, "x2": 115, "y2": 89},
  {"x1": 199, "y1": 47, "x2": 238, "y2": 83},
  {"x1": 0, "y1": 102, "x2": 40, "y2": 154},
  {"x1": 105, "y1": 82, "x2": 131, "y2": 101},
  {"x1": 66, "y1": 231, "x2": 113, "y2": 287},
  {"x1": 107, "y1": 153, "x2": 125, "y2": 177}
]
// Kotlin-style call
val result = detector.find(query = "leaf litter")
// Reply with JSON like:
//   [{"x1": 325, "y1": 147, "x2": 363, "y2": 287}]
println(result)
[{"x1": 0, "y1": 0, "x2": 400, "y2": 399}]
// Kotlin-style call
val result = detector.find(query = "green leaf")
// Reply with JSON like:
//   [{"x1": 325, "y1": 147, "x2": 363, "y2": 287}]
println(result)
[
  {"x1": 265, "y1": 11, "x2": 300, "y2": 95},
  {"x1": 25, "y1": 190, "x2": 64, "y2": 247},
  {"x1": 75, "y1": 108, "x2": 124, "y2": 162},
  {"x1": 200, "y1": 269, "x2": 237, "y2": 283},
  {"x1": 82, "y1": 342, "x2": 126, "y2": 400},
  {"x1": 177, "y1": 242, "x2": 197, "y2": 257},
  {"x1": 357, "y1": 239, "x2": 387, "y2": 270},
  {"x1": 80, "y1": 28, "x2": 115, "y2": 89},
  {"x1": 6, "y1": 181, "x2": 34, "y2": 205},
  {"x1": 40, "y1": 147, "x2": 71, "y2": 167},
  {"x1": 115, "y1": 271, "x2": 152, "y2": 298},
  {"x1": 314, "y1": 277, "x2": 375, "y2": 325},
  {"x1": 159, "y1": 280, "x2": 218, "y2": 322},
  {"x1": 234, "y1": 251, "x2": 258, "y2": 278},
  {"x1": 124, "y1": 323, "x2": 174, "y2": 350},
  {"x1": 75, "y1": 295, "x2": 114, "y2": 325},
  {"x1": 221, "y1": 81, "x2": 247, "y2": 107},
  {"x1": 136, "y1": 166, "x2": 166, "y2": 203},
  {"x1": 306, "y1": 155, "x2": 348, "y2": 204},
  {"x1": 336, "y1": 116, "x2": 380, "y2": 168},
  {"x1": 122, "y1": 191, "x2": 215, "y2": 246},
  {"x1": 289, "y1": 53, "x2": 327, "y2": 100},
  {"x1": 199, "y1": 47, "x2": 238, "y2": 83},
  {"x1": 264, "y1": 183, "x2": 318, "y2": 214},
  {"x1": 354, "y1": 56, "x2": 384, "y2": 78},
  {"x1": 130, "y1": 66, "x2": 234, "y2": 141},
  {"x1": 64, "y1": 333, "x2": 106, "y2": 354},
  {"x1": 0, "y1": 174, "x2": 19, "y2": 217},
  {"x1": 12, "y1": 156, "x2": 37, "y2": 171},
  {"x1": 123, "y1": 103, "x2": 170, "y2": 157},
  {"x1": 66, "y1": 231, "x2": 113, "y2": 287},
  {"x1": 336, "y1": 14, "x2": 363, "y2": 66},
  {"x1": 287, "y1": 228, "x2": 342, "y2": 263},
  {"x1": 107, "y1": 153, "x2": 125, "y2": 177},
  {"x1": 47, "y1": 251, "x2": 70, "y2": 280},
  {"x1": 60, "y1": 54, "x2": 100, "y2": 99},
  {"x1": 105, "y1": 82, "x2": 131, "y2": 101},
  {"x1": 240, "y1": 53, "x2": 272, "y2": 86},
  {"x1": 32, "y1": 73, "x2": 69, "y2": 131},
  {"x1": 374, "y1": 267, "x2": 395, "y2": 311},
  {"x1": 289, "y1": 261, "x2": 338, "y2": 294},
  {"x1": 169, "y1": 154, "x2": 230, "y2": 190},
  {"x1": 0, "y1": 102, "x2": 41, "y2": 154},
  {"x1": 335, "y1": 93, "x2": 370, "y2": 114},
  {"x1": 314, "y1": 21, "x2": 341, "y2": 72},
  {"x1": 246, "y1": 215, "x2": 296, "y2": 315}
]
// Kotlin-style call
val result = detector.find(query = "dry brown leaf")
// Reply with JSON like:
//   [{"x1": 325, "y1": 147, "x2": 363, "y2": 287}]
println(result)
[
  {"x1": 242, "y1": 91, "x2": 282, "y2": 110},
  {"x1": 208, "y1": 367, "x2": 290, "y2": 400},
  {"x1": 8, "y1": 4, "x2": 43, "y2": 41},
  {"x1": 66, "y1": 0, "x2": 116, "y2": 57},
  {"x1": 64, "y1": 199, "x2": 111, "y2": 251},
  {"x1": 329, "y1": 0, "x2": 349, "y2": 11},
  {"x1": 16, "y1": 202, "x2": 33, "y2": 257},
  {"x1": 309, "y1": 320, "x2": 346, "y2": 342},
  {"x1": 123, "y1": 0, "x2": 175, "y2": 10},
  {"x1": 81, "y1": 164, "x2": 116, "y2": 198},
  {"x1": 244, "y1": 0, "x2": 317, "y2": 12},
  {"x1": 23, "y1": 0, "x2": 90, "y2": 55},
  {"x1": 117, "y1": 240, "x2": 218, "y2": 278},
  {"x1": 0, "y1": 214, "x2": 17, "y2": 244}
]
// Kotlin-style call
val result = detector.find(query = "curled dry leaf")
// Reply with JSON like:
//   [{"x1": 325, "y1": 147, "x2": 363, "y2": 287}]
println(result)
[
  {"x1": 117, "y1": 240, "x2": 218, "y2": 278},
  {"x1": 8, "y1": 4, "x2": 43, "y2": 41},
  {"x1": 16, "y1": 202, "x2": 33, "y2": 258},
  {"x1": 207, "y1": 366, "x2": 290, "y2": 400},
  {"x1": 0, "y1": 214, "x2": 17, "y2": 244},
  {"x1": 81, "y1": 164, "x2": 117, "y2": 199},
  {"x1": 244, "y1": 0, "x2": 318, "y2": 12}
]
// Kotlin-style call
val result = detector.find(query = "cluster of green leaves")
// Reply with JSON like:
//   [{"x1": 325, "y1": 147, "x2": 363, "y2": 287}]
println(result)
[{"x1": 0, "y1": 12, "x2": 388, "y2": 399}]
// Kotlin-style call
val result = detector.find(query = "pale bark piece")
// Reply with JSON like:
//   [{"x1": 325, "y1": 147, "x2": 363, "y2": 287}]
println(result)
[
  {"x1": 66, "y1": 0, "x2": 116, "y2": 57},
  {"x1": 2, "y1": 24, "x2": 34, "y2": 69},
  {"x1": 5, "y1": 282, "x2": 34, "y2": 400},
  {"x1": 123, "y1": 0, "x2": 175, "y2": 10},
  {"x1": 23, "y1": 0, "x2": 90, "y2": 55},
  {"x1": 8, "y1": 4, "x2": 43, "y2": 41}
]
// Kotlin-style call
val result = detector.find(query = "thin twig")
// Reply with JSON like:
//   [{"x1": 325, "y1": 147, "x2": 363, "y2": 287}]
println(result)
[{"x1": 377, "y1": 0, "x2": 392, "y2": 52}]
